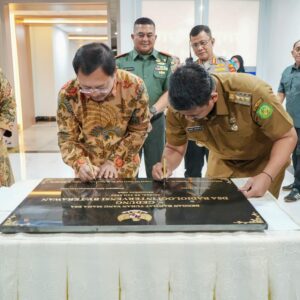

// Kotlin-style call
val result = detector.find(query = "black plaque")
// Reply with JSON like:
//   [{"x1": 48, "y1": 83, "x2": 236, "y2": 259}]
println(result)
[{"x1": 0, "y1": 178, "x2": 267, "y2": 232}]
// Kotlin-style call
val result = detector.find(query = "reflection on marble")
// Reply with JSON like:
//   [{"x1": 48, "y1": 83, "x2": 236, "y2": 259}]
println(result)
[{"x1": 8, "y1": 122, "x2": 188, "y2": 182}]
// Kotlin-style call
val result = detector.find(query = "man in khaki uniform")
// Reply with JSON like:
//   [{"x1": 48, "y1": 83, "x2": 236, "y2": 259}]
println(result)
[
  {"x1": 116, "y1": 17, "x2": 175, "y2": 178},
  {"x1": 185, "y1": 25, "x2": 236, "y2": 178},
  {"x1": 0, "y1": 68, "x2": 16, "y2": 187},
  {"x1": 152, "y1": 64, "x2": 297, "y2": 198},
  {"x1": 57, "y1": 43, "x2": 150, "y2": 181}
]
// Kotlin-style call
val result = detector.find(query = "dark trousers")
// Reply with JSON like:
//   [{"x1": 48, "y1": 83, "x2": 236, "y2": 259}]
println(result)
[
  {"x1": 184, "y1": 140, "x2": 209, "y2": 177},
  {"x1": 139, "y1": 114, "x2": 165, "y2": 178},
  {"x1": 293, "y1": 127, "x2": 300, "y2": 189}
]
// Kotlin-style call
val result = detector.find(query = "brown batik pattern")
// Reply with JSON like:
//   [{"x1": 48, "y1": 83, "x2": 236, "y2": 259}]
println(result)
[
  {"x1": 0, "y1": 69, "x2": 16, "y2": 187},
  {"x1": 57, "y1": 69, "x2": 150, "y2": 178}
]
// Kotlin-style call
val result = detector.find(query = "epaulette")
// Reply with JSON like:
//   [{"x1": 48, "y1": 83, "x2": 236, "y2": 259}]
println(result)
[
  {"x1": 228, "y1": 91, "x2": 252, "y2": 106},
  {"x1": 115, "y1": 52, "x2": 129, "y2": 59},
  {"x1": 158, "y1": 51, "x2": 173, "y2": 57}
]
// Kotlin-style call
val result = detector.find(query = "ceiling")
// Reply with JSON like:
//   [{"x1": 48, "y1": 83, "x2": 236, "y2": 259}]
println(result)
[{"x1": 11, "y1": 1, "x2": 119, "y2": 42}]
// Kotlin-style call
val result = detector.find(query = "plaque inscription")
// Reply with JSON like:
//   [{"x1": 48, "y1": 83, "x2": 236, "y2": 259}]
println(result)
[{"x1": 0, "y1": 178, "x2": 267, "y2": 232}]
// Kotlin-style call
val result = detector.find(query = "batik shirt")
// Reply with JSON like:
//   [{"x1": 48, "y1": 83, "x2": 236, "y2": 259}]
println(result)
[
  {"x1": 57, "y1": 69, "x2": 150, "y2": 178},
  {"x1": 0, "y1": 68, "x2": 16, "y2": 187}
]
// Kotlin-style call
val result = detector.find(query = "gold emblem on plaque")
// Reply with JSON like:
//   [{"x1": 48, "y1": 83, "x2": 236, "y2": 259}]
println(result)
[
  {"x1": 234, "y1": 212, "x2": 264, "y2": 224},
  {"x1": 3, "y1": 214, "x2": 18, "y2": 226},
  {"x1": 117, "y1": 210, "x2": 152, "y2": 222}
]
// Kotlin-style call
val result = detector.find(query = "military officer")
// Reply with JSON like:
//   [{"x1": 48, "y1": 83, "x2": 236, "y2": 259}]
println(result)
[
  {"x1": 116, "y1": 17, "x2": 175, "y2": 178},
  {"x1": 152, "y1": 64, "x2": 297, "y2": 198},
  {"x1": 185, "y1": 25, "x2": 236, "y2": 178},
  {"x1": 0, "y1": 68, "x2": 16, "y2": 187}
]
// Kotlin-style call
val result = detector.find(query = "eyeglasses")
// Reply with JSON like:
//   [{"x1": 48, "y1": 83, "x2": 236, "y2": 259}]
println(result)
[
  {"x1": 191, "y1": 39, "x2": 211, "y2": 49},
  {"x1": 79, "y1": 87, "x2": 111, "y2": 94},
  {"x1": 293, "y1": 46, "x2": 300, "y2": 53}
]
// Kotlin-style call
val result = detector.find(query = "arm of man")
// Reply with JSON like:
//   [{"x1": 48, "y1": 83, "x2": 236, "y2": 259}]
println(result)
[
  {"x1": 0, "y1": 128, "x2": 4, "y2": 139},
  {"x1": 0, "y1": 69, "x2": 16, "y2": 139},
  {"x1": 152, "y1": 142, "x2": 187, "y2": 180},
  {"x1": 57, "y1": 87, "x2": 98, "y2": 181},
  {"x1": 151, "y1": 91, "x2": 168, "y2": 116},
  {"x1": 277, "y1": 70, "x2": 286, "y2": 104},
  {"x1": 277, "y1": 92, "x2": 285, "y2": 104},
  {"x1": 240, "y1": 123, "x2": 297, "y2": 198},
  {"x1": 105, "y1": 81, "x2": 150, "y2": 171}
]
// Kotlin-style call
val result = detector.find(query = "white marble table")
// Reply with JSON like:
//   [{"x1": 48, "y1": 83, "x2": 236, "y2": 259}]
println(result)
[{"x1": 0, "y1": 179, "x2": 300, "y2": 300}]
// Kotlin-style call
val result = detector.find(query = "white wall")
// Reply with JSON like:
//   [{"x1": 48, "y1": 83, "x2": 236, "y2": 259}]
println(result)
[
  {"x1": 256, "y1": 0, "x2": 300, "y2": 91},
  {"x1": 30, "y1": 25, "x2": 56, "y2": 117},
  {"x1": 209, "y1": 0, "x2": 259, "y2": 66},
  {"x1": 119, "y1": 0, "x2": 141, "y2": 53},
  {"x1": 30, "y1": 26, "x2": 80, "y2": 117},
  {"x1": 142, "y1": 0, "x2": 195, "y2": 62},
  {"x1": 52, "y1": 27, "x2": 73, "y2": 97}
]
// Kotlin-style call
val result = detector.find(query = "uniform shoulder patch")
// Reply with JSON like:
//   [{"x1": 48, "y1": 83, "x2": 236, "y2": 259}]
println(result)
[
  {"x1": 256, "y1": 102, "x2": 273, "y2": 120},
  {"x1": 228, "y1": 92, "x2": 252, "y2": 106},
  {"x1": 158, "y1": 50, "x2": 172, "y2": 57},
  {"x1": 115, "y1": 52, "x2": 129, "y2": 59}
]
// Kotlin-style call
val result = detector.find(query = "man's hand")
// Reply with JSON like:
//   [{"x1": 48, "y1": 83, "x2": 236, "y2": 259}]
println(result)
[
  {"x1": 152, "y1": 162, "x2": 172, "y2": 181},
  {"x1": 0, "y1": 129, "x2": 5, "y2": 140},
  {"x1": 239, "y1": 172, "x2": 272, "y2": 198},
  {"x1": 98, "y1": 161, "x2": 118, "y2": 179},
  {"x1": 77, "y1": 163, "x2": 100, "y2": 182}
]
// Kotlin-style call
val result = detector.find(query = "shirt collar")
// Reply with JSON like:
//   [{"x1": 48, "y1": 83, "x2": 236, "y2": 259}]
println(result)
[
  {"x1": 132, "y1": 48, "x2": 158, "y2": 60},
  {"x1": 211, "y1": 75, "x2": 229, "y2": 116},
  {"x1": 292, "y1": 63, "x2": 300, "y2": 70},
  {"x1": 198, "y1": 55, "x2": 217, "y2": 65}
]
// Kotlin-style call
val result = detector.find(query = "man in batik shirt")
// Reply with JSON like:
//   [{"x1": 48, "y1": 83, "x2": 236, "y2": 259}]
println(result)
[
  {"x1": 0, "y1": 68, "x2": 16, "y2": 187},
  {"x1": 57, "y1": 43, "x2": 150, "y2": 181}
]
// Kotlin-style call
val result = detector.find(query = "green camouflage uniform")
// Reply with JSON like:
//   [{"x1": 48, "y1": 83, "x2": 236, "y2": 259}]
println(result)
[{"x1": 116, "y1": 49, "x2": 175, "y2": 177}]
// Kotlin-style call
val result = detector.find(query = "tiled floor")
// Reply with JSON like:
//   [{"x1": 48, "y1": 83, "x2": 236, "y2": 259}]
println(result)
[{"x1": 8, "y1": 122, "x2": 294, "y2": 204}]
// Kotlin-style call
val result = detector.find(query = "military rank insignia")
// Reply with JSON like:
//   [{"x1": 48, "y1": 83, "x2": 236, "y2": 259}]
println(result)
[
  {"x1": 228, "y1": 92, "x2": 252, "y2": 106},
  {"x1": 256, "y1": 103, "x2": 273, "y2": 120}
]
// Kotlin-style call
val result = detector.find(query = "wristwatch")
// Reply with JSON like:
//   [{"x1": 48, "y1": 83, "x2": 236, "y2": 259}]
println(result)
[{"x1": 149, "y1": 106, "x2": 158, "y2": 116}]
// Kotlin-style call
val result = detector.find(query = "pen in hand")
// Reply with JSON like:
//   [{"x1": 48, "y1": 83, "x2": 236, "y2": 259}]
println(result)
[
  {"x1": 86, "y1": 157, "x2": 96, "y2": 180},
  {"x1": 163, "y1": 157, "x2": 167, "y2": 187}
]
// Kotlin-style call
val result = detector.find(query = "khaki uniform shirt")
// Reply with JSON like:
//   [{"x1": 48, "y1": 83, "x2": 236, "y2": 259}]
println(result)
[
  {"x1": 166, "y1": 73, "x2": 293, "y2": 194},
  {"x1": 0, "y1": 68, "x2": 16, "y2": 187},
  {"x1": 116, "y1": 49, "x2": 175, "y2": 107},
  {"x1": 199, "y1": 56, "x2": 236, "y2": 73},
  {"x1": 57, "y1": 69, "x2": 150, "y2": 178}
]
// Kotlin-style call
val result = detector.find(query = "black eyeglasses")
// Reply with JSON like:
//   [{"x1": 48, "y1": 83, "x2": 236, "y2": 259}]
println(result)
[{"x1": 191, "y1": 39, "x2": 211, "y2": 49}]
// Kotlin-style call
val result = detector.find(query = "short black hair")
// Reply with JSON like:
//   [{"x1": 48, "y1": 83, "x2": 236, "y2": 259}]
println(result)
[
  {"x1": 72, "y1": 42, "x2": 115, "y2": 76},
  {"x1": 134, "y1": 17, "x2": 155, "y2": 29},
  {"x1": 190, "y1": 25, "x2": 212, "y2": 39},
  {"x1": 293, "y1": 40, "x2": 300, "y2": 48},
  {"x1": 169, "y1": 63, "x2": 214, "y2": 111}
]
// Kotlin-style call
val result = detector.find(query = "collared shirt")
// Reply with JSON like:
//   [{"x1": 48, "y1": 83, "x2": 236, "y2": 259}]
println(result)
[
  {"x1": 0, "y1": 68, "x2": 16, "y2": 186},
  {"x1": 166, "y1": 72, "x2": 293, "y2": 161},
  {"x1": 116, "y1": 49, "x2": 175, "y2": 106},
  {"x1": 278, "y1": 64, "x2": 300, "y2": 127},
  {"x1": 0, "y1": 68, "x2": 15, "y2": 137},
  {"x1": 57, "y1": 69, "x2": 150, "y2": 178},
  {"x1": 198, "y1": 56, "x2": 236, "y2": 73}
]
